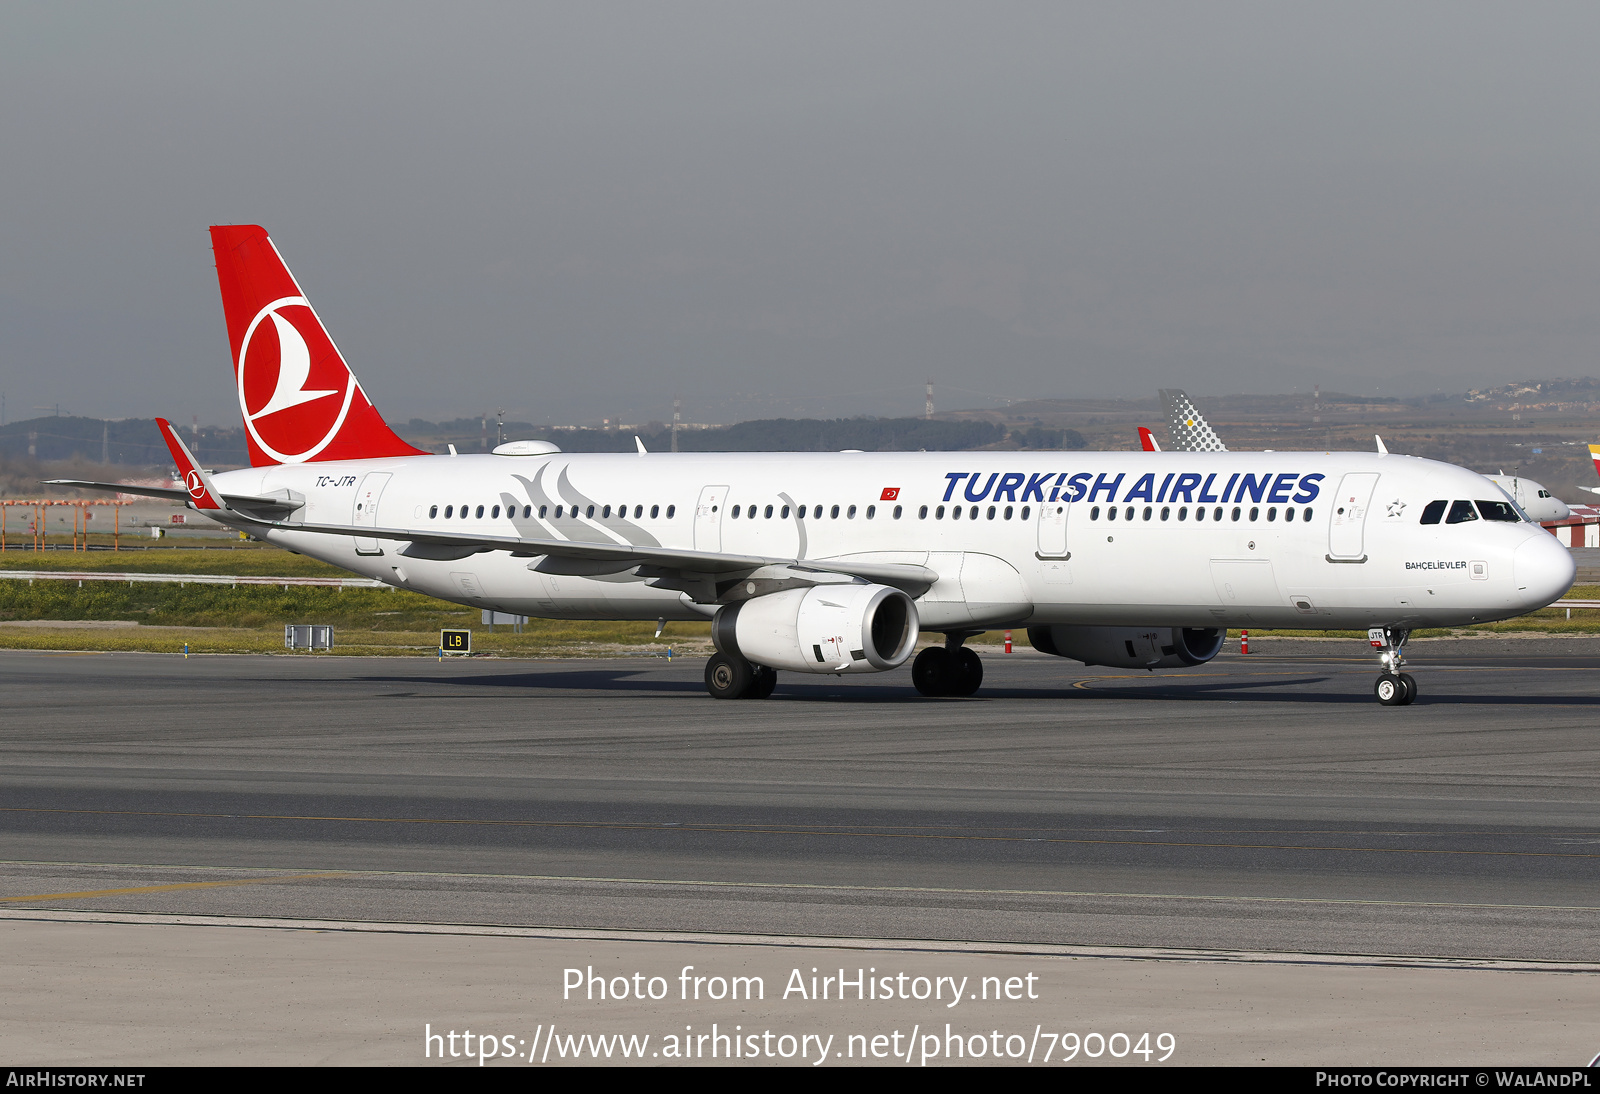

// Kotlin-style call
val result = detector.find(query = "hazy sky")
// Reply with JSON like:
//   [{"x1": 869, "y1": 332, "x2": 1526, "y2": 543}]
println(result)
[{"x1": 2, "y1": 2, "x2": 1598, "y2": 428}]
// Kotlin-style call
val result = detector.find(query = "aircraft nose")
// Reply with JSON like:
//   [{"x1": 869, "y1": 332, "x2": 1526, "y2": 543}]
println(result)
[{"x1": 1514, "y1": 531, "x2": 1576, "y2": 609}]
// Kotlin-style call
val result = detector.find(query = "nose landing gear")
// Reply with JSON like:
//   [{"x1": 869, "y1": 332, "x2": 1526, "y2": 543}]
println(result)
[
  {"x1": 911, "y1": 632, "x2": 984, "y2": 697},
  {"x1": 1370, "y1": 626, "x2": 1416, "y2": 706}
]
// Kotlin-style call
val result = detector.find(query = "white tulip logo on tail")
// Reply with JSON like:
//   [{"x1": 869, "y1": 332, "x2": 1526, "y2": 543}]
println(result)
[{"x1": 235, "y1": 296, "x2": 357, "y2": 463}]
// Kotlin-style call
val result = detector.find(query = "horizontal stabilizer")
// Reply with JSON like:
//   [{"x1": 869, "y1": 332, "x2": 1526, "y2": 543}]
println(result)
[{"x1": 41, "y1": 479, "x2": 306, "y2": 520}]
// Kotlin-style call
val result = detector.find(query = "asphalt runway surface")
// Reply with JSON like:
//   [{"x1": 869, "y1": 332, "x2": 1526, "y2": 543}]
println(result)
[{"x1": 3, "y1": 639, "x2": 1599, "y2": 961}]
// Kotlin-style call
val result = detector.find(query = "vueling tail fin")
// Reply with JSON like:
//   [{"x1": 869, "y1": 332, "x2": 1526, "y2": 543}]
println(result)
[
  {"x1": 210, "y1": 225, "x2": 426, "y2": 466},
  {"x1": 1159, "y1": 389, "x2": 1229, "y2": 453}
]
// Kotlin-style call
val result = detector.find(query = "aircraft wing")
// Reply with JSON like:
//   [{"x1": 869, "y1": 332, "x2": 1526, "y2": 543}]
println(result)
[
  {"x1": 224, "y1": 513, "x2": 940, "y2": 599},
  {"x1": 41, "y1": 479, "x2": 308, "y2": 520}
]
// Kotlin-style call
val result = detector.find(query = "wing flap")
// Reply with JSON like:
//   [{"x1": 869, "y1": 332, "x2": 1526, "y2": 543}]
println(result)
[{"x1": 262, "y1": 517, "x2": 939, "y2": 598}]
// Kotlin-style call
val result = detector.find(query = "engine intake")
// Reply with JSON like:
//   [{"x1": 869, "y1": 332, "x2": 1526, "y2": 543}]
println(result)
[
  {"x1": 713, "y1": 583, "x2": 919, "y2": 674},
  {"x1": 1027, "y1": 625, "x2": 1224, "y2": 669}
]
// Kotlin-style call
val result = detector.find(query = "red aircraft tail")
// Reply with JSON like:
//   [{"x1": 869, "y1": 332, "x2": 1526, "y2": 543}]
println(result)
[{"x1": 210, "y1": 225, "x2": 425, "y2": 466}]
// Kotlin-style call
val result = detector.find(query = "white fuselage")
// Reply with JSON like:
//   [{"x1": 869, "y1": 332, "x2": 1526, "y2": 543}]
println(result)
[{"x1": 207, "y1": 449, "x2": 1576, "y2": 632}]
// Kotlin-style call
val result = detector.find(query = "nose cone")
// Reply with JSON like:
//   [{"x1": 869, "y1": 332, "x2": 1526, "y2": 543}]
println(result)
[
  {"x1": 1514, "y1": 531, "x2": 1576, "y2": 609},
  {"x1": 1550, "y1": 498, "x2": 1572, "y2": 521}
]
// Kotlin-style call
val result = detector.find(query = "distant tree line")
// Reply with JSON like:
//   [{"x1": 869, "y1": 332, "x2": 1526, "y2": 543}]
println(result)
[
  {"x1": 0, "y1": 416, "x2": 248, "y2": 466},
  {"x1": 0, "y1": 413, "x2": 1085, "y2": 469}
]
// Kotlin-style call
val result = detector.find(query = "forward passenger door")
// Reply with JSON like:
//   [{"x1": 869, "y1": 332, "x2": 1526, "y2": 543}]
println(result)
[{"x1": 1328, "y1": 473, "x2": 1380, "y2": 561}]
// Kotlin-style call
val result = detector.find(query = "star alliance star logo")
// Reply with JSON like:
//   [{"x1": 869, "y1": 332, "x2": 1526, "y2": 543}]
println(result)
[{"x1": 1386, "y1": 499, "x2": 1406, "y2": 518}]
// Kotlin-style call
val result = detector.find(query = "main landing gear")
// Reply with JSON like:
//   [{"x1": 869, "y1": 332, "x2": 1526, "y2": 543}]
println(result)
[
  {"x1": 911, "y1": 632, "x2": 984, "y2": 697},
  {"x1": 704, "y1": 652, "x2": 778, "y2": 700},
  {"x1": 1370, "y1": 626, "x2": 1417, "y2": 706}
]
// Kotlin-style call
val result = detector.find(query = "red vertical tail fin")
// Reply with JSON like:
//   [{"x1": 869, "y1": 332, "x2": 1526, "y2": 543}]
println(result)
[{"x1": 210, "y1": 225, "x2": 425, "y2": 466}]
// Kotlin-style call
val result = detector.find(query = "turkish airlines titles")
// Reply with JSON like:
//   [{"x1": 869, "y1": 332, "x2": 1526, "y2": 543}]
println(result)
[{"x1": 939, "y1": 470, "x2": 1325, "y2": 506}]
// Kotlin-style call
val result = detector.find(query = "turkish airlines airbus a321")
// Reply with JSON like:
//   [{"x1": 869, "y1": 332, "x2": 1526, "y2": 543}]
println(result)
[{"x1": 54, "y1": 226, "x2": 1575, "y2": 704}]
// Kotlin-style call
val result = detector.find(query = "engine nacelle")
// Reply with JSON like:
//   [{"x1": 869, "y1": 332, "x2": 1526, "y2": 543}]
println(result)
[
  {"x1": 713, "y1": 583, "x2": 919, "y2": 674},
  {"x1": 1027, "y1": 625, "x2": 1224, "y2": 670}
]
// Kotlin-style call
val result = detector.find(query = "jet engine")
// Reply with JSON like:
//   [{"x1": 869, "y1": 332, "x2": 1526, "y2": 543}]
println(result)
[
  {"x1": 1027, "y1": 626, "x2": 1224, "y2": 670},
  {"x1": 713, "y1": 584, "x2": 919, "y2": 674}
]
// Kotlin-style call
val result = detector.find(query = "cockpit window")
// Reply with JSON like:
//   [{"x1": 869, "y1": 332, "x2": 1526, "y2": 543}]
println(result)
[
  {"x1": 1475, "y1": 500, "x2": 1520, "y2": 523},
  {"x1": 1420, "y1": 500, "x2": 1447, "y2": 525},
  {"x1": 1539, "y1": 490, "x2": 1552, "y2": 498},
  {"x1": 1445, "y1": 500, "x2": 1479, "y2": 524}
]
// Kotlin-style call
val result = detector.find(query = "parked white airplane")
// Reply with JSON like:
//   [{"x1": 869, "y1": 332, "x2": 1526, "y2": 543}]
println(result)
[
  {"x1": 53, "y1": 227, "x2": 1575, "y2": 705},
  {"x1": 1158, "y1": 389, "x2": 1572, "y2": 522}
]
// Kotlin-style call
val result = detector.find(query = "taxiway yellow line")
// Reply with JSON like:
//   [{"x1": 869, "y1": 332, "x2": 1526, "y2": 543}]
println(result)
[
  {"x1": 1, "y1": 808, "x2": 1593, "y2": 861},
  {"x1": 0, "y1": 871, "x2": 350, "y2": 904}
]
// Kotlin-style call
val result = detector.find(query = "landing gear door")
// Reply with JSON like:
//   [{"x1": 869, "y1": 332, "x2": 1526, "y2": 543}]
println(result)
[
  {"x1": 694, "y1": 485, "x2": 728, "y2": 552},
  {"x1": 353, "y1": 472, "x2": 392, "y2": 556},
  {"x1": 1328, "y1": 472, "x2": 1379, "y2": 561}
]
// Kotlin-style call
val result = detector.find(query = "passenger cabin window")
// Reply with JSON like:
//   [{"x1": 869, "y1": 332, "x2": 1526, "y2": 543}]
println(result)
[
  {"x1": 1446, "y1": 500, "x2": 1479, "y2": 524},
  {"x1": 444, "y1": 505, "x2": 453, "y2": 518},
  {"x1": 666, "y1": 505, "x2": 675, "y2": 518},
  {"x1": 650, "y1": 505, "x2": 659, "y2": 518},
  {"x1": 429, "y1": 505, "x2": 438, "y2": 518}
]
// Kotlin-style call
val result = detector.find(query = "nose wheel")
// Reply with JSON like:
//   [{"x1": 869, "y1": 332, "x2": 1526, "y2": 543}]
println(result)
[
  {"x1": 1374, "y1": 672, "x2": 1416, "y2": 706},
  {"x1": 1369, "y1": 627, "x2": 1416, "y2": 706}
]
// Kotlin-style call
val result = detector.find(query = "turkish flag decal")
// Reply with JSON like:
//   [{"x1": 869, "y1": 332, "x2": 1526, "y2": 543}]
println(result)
[{"x1": 880, "y1": 487, "x2": 900, "y2": 501}]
